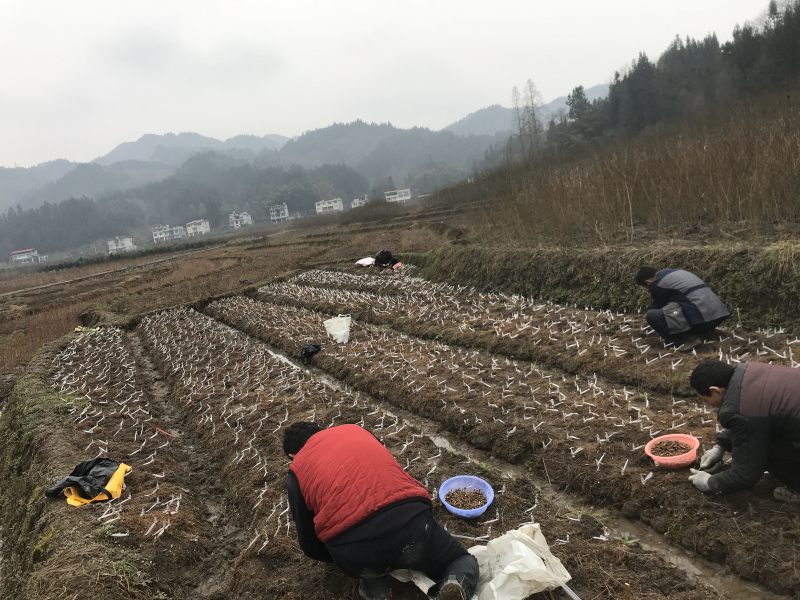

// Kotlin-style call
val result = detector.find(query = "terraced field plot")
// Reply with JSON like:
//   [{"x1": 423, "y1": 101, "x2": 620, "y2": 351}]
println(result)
[
  {"x1": 3, "y1": 266, "x2": 797, "y2": 600},
  {"x1": 258, "y1": 269, "x2": 800, "y2": 394}
]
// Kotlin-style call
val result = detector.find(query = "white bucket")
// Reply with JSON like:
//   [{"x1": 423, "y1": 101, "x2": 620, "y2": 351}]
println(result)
[{"x1": 323, "y1": 314, "x2": 352, "y2": 344}]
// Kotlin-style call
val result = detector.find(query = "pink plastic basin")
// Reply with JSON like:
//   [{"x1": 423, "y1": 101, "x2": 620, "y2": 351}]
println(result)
[{"x1": 644, "y1": 434, "x2": 700, "y2": 469}]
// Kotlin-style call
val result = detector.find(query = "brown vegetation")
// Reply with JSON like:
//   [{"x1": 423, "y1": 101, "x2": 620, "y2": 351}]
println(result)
[{"x1": 430, "y1": 92, "x2": 800, "y2": 246}]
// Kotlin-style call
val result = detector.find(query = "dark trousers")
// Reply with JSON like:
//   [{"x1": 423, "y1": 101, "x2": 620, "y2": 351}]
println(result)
[
  {"x1": 768, "y1": 439, "x2": 800, "y2": 491},
  {"x1": 327, "y1": 505, "x2": 478, "y2": 598},
  {"x1": 646, "y1": 309, "x2": 727, "y2": 343}
]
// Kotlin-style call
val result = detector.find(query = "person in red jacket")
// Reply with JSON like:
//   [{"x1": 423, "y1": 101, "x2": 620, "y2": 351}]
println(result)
[{"x1": 283, "y1": 422, "x2": 478, "y2": 600}]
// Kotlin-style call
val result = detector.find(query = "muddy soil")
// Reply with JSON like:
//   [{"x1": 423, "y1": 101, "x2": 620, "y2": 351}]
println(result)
[
  {"x1": 257, "y1": 269, "x2": 800, "y2": 396},
  {"x1": 206, "y1": 294, "x2": 800, "y2": 597},
  {"x1": 5, "y1": 260, "x2": 799, "y2": 600},
  {"x1": 2, "y1": 307, "x2": 728, "y2": 600}
]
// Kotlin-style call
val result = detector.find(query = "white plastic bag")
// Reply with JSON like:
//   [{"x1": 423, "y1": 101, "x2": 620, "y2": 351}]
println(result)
[
  {"x1": 323, "y1": 314, "x2": 352, "y2": 344},
  {"x1": 391, "y1": 523, "x2": 571, "y2": 600},
  {"x1": 471, "y1": 523, "x2": 571, "y2": 600}
]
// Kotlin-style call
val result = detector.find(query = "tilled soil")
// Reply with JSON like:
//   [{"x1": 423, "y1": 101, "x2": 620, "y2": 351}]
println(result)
[
  {"x1": 205, "y1": 285, "x2": 800, "y2": 597},
  {"x1": 4, "y1": 264, "x2": 798, "y2": 600}
]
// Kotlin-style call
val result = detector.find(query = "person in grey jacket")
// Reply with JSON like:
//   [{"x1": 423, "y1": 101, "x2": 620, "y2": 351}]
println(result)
[
  {"x1": 687, "y1": 360, "x2": 800, "y2": 503},
  {"x1": 635, "y1": 267, "x2": 730, "y2": 346}
]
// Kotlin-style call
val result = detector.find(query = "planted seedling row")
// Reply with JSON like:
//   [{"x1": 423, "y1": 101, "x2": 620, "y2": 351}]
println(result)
[
  {"x1": 259, "y1": 270, "x2": 800, "y2": 395},
  {"x1": 137, "y1": 307, "x2": 713, "y2": 599},
  {"x1": 206, "y1": 295, "x2": 800, "y2": 596}
]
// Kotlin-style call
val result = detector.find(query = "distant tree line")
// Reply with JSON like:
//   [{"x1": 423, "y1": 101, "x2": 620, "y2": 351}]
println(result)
[
  {"x1": 0, "y1": 160, "x2": 368, "y2": 257},
  {"x1": 498, "y1": 0, "x2": 800, "y2": 165}
]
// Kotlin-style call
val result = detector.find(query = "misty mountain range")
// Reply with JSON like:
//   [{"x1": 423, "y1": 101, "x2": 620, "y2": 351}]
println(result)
[{"x1": 0, "y1": 84, "x2": 607, "y2": 216}]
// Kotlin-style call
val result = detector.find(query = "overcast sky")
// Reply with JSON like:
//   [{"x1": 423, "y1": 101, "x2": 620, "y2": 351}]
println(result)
[{"x1": 0, "y1": 0, "x2": 770, "y2": 167}]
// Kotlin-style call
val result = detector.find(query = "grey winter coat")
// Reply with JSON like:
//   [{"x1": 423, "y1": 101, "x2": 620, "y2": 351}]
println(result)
[{"x1": 649, "y1": 269, "x2": 730, "y2": 334}]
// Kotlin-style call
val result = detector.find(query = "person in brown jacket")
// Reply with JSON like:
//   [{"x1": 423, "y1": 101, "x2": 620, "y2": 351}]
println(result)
[{"x1": 688, "y1": 360, "x2": 800, "y2": 502}]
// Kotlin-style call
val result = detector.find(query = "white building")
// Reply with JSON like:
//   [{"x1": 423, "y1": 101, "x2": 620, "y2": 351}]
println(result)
[
  {"x1": 384, "y1": 189, "x2": 412, "y2": 203},
  {"x1": 9, "y1": 248, "x2": 44, "y2": 264},
  {"x1": 315, "y1": 198, "x2": 344, "y2": 214},
  {"x1": 107, "y1": 236, "x2": 137, "y2": 254},
  {"x1": 269, "y1": 203, "x2": 289, "y2": 223},
  {"x1": 229, "y1": 211, "x2": 253, "y2": 229},
  {"x1": 186, "y1": 219, "x2": 211, "y2": 237},
  {"x1": 152, "y1": 224, "x2": 188, "y2": 243},
  {"x1": 351, "y1": 196, "x2": 368, "y2": 209}
]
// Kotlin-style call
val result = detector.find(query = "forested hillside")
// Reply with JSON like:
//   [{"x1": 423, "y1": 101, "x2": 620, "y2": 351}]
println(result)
[
  {"x1": 439, "y1": 0, "x2": 800, "y2": 244},
  {"x1": 0, "y1": 159, "x2": 368, "y2": 258},
  {"x1": 0, "y1": 160, "x2": 76, "y2": 213},
  {"x1": 4, "y1": 0, "x2": 798, "y2": 259},
  {"x1": 266, "y1": 120, "x2": 501, "y2": 191}
]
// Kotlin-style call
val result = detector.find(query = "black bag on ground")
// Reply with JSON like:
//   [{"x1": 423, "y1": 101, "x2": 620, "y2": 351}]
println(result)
[
  {"x1": 374, "y1": 249, "x2": 397, "y2": 268},
  {"x1": 300, "y1": 344, "x2": 322, "y2": 359},
  {"x1": 44, "y1": 457, "x2": 120, "y2": 501}
]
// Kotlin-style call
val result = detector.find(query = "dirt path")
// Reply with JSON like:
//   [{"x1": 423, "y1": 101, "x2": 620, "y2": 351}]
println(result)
[
  {"x1": 127, "y1": 331, "x2": 250, "y2": 599},
  {"x1": 0, "y1": 245, "x2": 224, "y2": 300}
]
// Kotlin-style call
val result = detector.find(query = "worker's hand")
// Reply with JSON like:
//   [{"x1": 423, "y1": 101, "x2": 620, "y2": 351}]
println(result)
[
  {"x1": 688, "y1": 468, "x2": 713, "y2": 493},
  {"x1": 699, "y1": 444, "x2": 725, "y2": 470}
]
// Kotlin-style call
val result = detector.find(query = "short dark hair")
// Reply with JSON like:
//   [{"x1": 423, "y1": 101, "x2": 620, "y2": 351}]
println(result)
[
  {"x1": 690, "y1": 360, "x2": 735, "y2": 395},
  {"x1": 635, "y1": 266, "x2": 657, "y2": 286},
  {"x1": 283, "y1": 422, "x2": 323, "y2": 456}
]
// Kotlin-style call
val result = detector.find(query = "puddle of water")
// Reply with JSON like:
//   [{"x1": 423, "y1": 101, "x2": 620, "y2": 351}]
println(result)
[{"x1": 256, "y1": 342, "x2": 790, "y2": 600}]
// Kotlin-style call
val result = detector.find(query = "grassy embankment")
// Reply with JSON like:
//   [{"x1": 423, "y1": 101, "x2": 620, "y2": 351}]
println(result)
[{"x1": 412, "y1": 92, "x2": 800, "y2": 330}]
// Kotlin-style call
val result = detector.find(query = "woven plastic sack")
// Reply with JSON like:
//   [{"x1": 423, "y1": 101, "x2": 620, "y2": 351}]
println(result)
[{"x1": 323, "y1": 314, "x2": 352, "y2": 344}]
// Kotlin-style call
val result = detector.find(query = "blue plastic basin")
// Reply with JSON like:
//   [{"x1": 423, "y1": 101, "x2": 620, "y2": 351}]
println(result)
[{"x1": 439, "y1": 475, "x2": 494, "y2": 519}]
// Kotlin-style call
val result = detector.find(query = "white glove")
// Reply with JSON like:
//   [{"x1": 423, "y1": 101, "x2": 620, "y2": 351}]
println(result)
[
  {"x1": 689, "y1": 468, "x2": 713, "y2": 493},
  {"x1": 699, "y1": 444, "x2": 724, "y2": 470}
]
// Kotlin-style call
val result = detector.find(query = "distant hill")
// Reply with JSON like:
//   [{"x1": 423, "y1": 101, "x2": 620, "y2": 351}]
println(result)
[
  {"x1": 444, "y1": 105, "x2": 515, "y2": 136},
  {"x1": 95, "y1": 132, "x2": 289, "y2": 166},
  {"x1": 268, "y1": 121, "x2": 502, "y2": 191},
  {"x1": 444, "y1": 84, "x2": 609, "y2": 137},
  {"x1": 24, "y1": 161, "x2": 175, "y2": 208},
  {"x1": 0, "y1": 159, "x2": 76, "y2": 213}
]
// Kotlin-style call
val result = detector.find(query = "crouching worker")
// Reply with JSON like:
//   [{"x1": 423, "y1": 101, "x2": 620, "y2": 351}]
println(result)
[
  {"x1": 688, "y1": 360, "x2": 800, "y2": 503},
  {"x1": 283, "y1": 422, "x2": 479, "y2": 600},
  {"x1": 635, "y1": 266, "x2": 730, "y2": 346}
]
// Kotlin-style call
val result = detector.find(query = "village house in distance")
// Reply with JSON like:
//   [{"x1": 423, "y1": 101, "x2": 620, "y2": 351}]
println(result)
[
  {"x1": 229, "y1": 211, "x2": 253, "y2": 229},
  {"x1": 186, "y1": 219, "x2": 211, "y2": 237},
  {"x1": 269, "y1": 203, "x2": 289, "y2": 223},
  {"x1": 351, "y1": 195, "x2": 368, "y2": 208},
  {"x1": 384, "y1": 188, "x2": 412, "y2": 203},
  {"x1": 107, "y1": 236, "x2": 137, "y2": 255},
  {"x1": 8, "y1": 248, "x2": 46, "y2": 265},
  {"x1": 152, "y1": 224, "x2": 188, "y2": 243},
  {"x1": 152, "y1": 218, "x2": 212, "y2": 243},
  {"x1": 315, "y1": 198, "x2": 344, "y2": 214}
]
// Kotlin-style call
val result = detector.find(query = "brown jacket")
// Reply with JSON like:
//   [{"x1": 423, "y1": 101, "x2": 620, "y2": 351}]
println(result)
[{"x1": 710, "y1": 362, "x2": 800, "y2": 493}]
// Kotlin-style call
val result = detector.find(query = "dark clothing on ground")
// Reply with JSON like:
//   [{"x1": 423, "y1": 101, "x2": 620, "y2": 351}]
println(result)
[
  {"x1": 287, "y1": 425, "x2": 479, "y2": 597},
  {"x1": 374, "y1": 250, "x2": 399, "y2": 268},
  {"x1": 645, "y1": 310, "x2": 726, "y2": 344},
  {"x1": 710, "y1": 362, "x2": 800, "y2": 493},
  {"x1": 645, "y1": 269, "x2": 729, "y2": 340}
]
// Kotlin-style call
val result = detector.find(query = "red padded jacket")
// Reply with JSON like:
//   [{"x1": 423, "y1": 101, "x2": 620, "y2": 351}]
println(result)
[{"x1": 289, "y1": 424, "x2": 431, "y2": 542}]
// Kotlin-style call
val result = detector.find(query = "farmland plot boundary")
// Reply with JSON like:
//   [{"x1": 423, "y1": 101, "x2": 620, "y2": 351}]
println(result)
[
  {"x1": 206, "y1": 296, "x2": 800, "y2": 596},
  {"x1": 410, "y1": 243, "x2": 800, "y2": 332},
  {"x1": 1, "y1": 309, "x2": 730, "y2": 600}
]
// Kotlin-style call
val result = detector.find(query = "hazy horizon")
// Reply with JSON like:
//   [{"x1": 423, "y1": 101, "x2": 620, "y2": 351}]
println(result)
[{"x1": 1, "y1": 0, "x2": 770, "y2": 168}]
